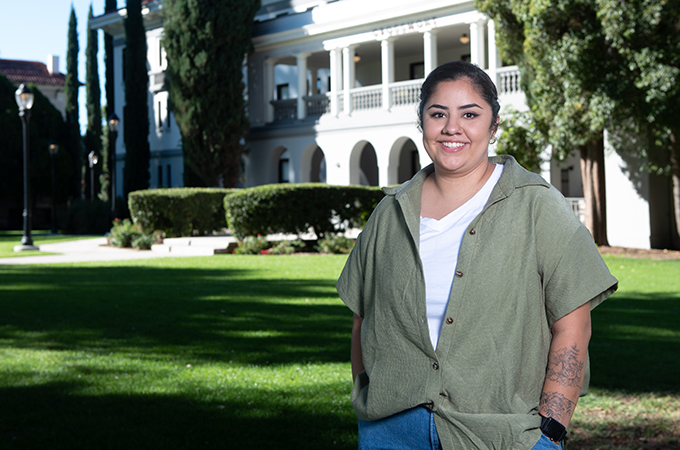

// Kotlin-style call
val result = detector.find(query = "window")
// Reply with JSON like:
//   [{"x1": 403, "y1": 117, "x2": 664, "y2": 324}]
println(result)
[
  {"x1": 410, "y1": 62, "x2": 425, "y2": 80},
  {"x1": 158, "y1": 101, "x2": 163, "y2": 130},
  {"x1": 167, "y1": 164, "x2": 172, "y2": 187},
  {"x1": 158, "y1": 165, "x2": 163, "y2": 187},
  {"x1": 276, "y1": 83, "x2": 290, "y2": 100},
  {"x1": 279, "y1": 158, "x2": 290, "y2": 183}
]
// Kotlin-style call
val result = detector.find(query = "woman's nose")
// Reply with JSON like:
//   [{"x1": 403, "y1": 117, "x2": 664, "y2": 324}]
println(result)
[{"x1": 443, "y1": 117, "x2": 461, "y2": 134}]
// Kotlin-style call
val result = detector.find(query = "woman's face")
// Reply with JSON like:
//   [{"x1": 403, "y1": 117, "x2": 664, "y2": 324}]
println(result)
[{"x1": 421, "y1": 78, "x2": 497, "y2": 177}]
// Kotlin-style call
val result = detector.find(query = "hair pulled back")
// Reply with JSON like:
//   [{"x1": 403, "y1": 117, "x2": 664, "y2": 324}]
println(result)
[{"x1": 417, "y1": 61, "x2": 500, "y2": 133}]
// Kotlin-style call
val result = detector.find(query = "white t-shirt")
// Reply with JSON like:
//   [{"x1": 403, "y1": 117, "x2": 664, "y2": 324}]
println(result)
[{"x1": 420, "y1": 164, "x2": 504, "y2": 350}]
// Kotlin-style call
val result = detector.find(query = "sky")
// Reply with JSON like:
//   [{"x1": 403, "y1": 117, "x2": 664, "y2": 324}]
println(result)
[{"x1": 0, "y1": 0, "x2": 121, "y2": 133}]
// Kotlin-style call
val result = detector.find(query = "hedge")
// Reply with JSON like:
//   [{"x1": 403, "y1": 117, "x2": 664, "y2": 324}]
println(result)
[
  {"x1": 224, "y1": 183, "x2": 385, "y2": 240},
  {"x1": 129, "y1": 188, "x2": 233, "y2": 237}
]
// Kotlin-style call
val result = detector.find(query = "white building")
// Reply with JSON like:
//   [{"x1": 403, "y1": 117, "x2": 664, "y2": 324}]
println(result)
[{"x1": 91, "y1": 0, "x2": 675, "y2": 250}]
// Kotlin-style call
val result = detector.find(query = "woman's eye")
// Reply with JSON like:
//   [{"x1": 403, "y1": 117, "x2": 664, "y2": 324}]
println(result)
[
  {"x1": 463, "y1": 112, "x2": 478, "y2": 119},
  {"x1": 430, "y1": 112, "x2": 446, "y2": 118}
]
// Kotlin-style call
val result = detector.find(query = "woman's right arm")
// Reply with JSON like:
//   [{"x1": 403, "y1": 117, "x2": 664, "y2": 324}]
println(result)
[{"x1": 351, "y1": 313, "x2": 365, "y2": 381}]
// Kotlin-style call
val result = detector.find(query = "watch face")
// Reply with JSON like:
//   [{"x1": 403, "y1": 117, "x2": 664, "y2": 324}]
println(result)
[{"x1": 540, "y1": 416, "x2": 567, "y2": 442}]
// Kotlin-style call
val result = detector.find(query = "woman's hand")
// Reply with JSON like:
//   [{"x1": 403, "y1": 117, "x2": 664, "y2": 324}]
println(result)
[{"x1": 351, "y1": 314, "x2": 365, "y2": 381}]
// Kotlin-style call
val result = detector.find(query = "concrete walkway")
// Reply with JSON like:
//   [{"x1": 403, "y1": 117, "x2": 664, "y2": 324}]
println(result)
[{"x1": 0, "y1": 235, "x2": 238, "y2": 266}]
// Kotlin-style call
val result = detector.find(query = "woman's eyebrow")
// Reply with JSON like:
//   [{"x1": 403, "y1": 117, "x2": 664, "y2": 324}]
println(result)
[
  {"x1": 459, "y1": 103, "x2": 483, "y2": 110},
  {"x1": 427, "y1": 103, "x2": 448, "y2": 111}
]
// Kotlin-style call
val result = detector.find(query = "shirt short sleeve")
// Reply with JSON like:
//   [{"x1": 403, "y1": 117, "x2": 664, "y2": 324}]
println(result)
[{"x1": 336, "y1": 230, "x2": 365, "y2": 318}]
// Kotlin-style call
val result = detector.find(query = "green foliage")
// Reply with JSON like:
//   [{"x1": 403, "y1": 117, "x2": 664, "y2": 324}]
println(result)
[
  {"x1": 232, "y1": 234, "x2": 270, "y2": 255},
  {"x1": 65, "y1": 6, "x2": 82, "y2": 199},
  {"x1": 495, "y1": 109, "x2": 545, "y2": 172},
  {"x1": 108, "y1": 217, "x2": 163, "y2": 249},
  {"x1": 316, "y1": 235, "x2": 355, "y2": 254},
  {"x1": 0, "y1": 74, "x2": 73, "y2": 218},
  {"x1": 162, "y1": 0, "x2": 260, "y2": 187},
  {"x1": 266, "y1": 239, "x2": 305, "y2": 255},
  {"x1": 128, "y1": 188, "x2": 233, "y2": 237},
  {"x1": 62, "y1": 199, "x2": 112, "y2": 235},
  {"x1": 123, "y1": 0, "x2": 150, "y2": 198},
  {"x1": 224, "y1": 184, "x2": 385, "y2": 240},
  {"x1": 85, "y1": 5, "x2": 104, "y2": 201}
]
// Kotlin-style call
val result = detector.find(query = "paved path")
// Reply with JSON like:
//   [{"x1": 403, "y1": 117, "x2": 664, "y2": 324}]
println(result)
[{"x1": 0, "y1": 237, "x2": 183, "y2": 266}]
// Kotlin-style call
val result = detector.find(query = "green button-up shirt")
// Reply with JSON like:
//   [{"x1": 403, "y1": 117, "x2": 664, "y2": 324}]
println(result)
[{"x1": 337, "y1": 155, "x2": 618, "y2": 449}]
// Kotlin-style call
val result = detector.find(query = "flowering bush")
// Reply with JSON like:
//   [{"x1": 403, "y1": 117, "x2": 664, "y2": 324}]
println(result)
[
  {"x1": 267, "y1": 239, "x2": 305, "y2": 255},
  {"x1": 109, "y1": 218, "x2": 163, "y2": 250},
  {"x1": 315, "y1": 235, "x2": 355, "y2": 254},
  {"x1": 233, "y1": 235, "x2": 270, "y2": 255}
]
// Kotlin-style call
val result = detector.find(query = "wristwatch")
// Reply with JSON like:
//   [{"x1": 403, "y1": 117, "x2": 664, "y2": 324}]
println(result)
[{"x1": 540, "y1": 415, "x2": 567, "y2": 443}]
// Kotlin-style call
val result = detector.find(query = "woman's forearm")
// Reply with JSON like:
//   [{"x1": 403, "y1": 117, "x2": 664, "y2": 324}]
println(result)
[
  {"x1": 351, "y1": 314, "x2": 365, "y2": 381},
  {"x1": 540, "y1": 301, "x2": 592, "y2": 430}
]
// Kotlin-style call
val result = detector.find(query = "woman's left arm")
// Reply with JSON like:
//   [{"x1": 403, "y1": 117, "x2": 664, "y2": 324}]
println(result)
[{"x1": 540, "y1": 301, "x2": 592, "y2": 430}]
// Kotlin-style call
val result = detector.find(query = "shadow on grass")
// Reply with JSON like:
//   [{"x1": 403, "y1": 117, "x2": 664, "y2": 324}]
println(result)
[
  {"x1": 0, "y1": 381, "x2": 357, "y2": 450},
  {"x1": 0, "y1": 264, "x2": 352, "y2": 366},
  {"x1": 590, "y1": 292, "x2": 680, "y2": 393}
]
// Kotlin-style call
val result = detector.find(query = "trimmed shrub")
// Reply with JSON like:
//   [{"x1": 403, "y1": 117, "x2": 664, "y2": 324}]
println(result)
[
  {"x1": 224, "y1": 183, "x2": 384, "y2": 240},
  {"x1": 316, "y1": 235, "x2": 355, "y2": 254},
  {"x1": 129, "y1": 188, "x2": 232, "y2": 237}
]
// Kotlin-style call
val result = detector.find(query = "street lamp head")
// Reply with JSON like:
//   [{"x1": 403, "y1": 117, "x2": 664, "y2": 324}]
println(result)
[
  {"x1": 15, "y1": 84, "x2": 35, "y2": 111},
  {"x1": 108, "y1": 113, "x2": 120, "y2": 133},
  {"x1": 48, "y1": 140, "x2": 59, "y2": 156},
  {"x1": 88, "y1": 151, "x2": 99, "y2": 168}
]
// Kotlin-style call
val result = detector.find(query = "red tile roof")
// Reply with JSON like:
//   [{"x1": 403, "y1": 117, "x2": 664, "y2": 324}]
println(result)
[{"x1": 0, "y1": 59, "x2": 66, "y2": 87}]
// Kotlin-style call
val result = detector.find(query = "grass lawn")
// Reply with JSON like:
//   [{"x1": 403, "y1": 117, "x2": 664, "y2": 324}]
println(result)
[
  {"x1": 0, "y1": 254, "x2": 678, "y2": 449},
  {"x1": 0, "y1": 231, "x2": 99, "y2": 258}
]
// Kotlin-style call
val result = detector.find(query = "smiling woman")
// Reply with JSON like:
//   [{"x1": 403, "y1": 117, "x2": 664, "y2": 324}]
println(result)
[{"x1": 337, "y1": 61, "x2": 618, "y2": 450}]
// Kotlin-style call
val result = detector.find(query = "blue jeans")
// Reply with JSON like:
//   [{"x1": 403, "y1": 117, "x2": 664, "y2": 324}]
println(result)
[
  {"x1": 358, "y1": 406, "x2": 442, "y2": 450},
  {"x1": 532, "y1": 434, "x2": 563, "y2": 450}
]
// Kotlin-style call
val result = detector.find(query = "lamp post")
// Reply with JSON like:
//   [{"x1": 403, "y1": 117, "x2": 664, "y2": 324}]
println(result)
[
  {"x1": 14, "y1": 84, "x2": 38, "y2": 252},
  {"x1": 48, "y1": 141, "x2": 59, "y2": 234},
  {"x1": 108, "y1": 113, "x2": 120, "y2": 212},
  {"x1": 88, "y1": 151, "x2": 99, "y2": 201}
]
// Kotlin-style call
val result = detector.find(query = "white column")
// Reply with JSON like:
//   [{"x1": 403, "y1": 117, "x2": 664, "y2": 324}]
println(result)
[
  {"x1": 264, "y1": 59, "x2": 275, "y2": 123},
  {"x1": 488, "y1": 19, "x2": 499, "y2": 86},
  {"x1": 309, "y1": 65, "x2": 319, "y2": 95},
  {"x1": 329, "y1": 48, "x2": 341, "y2": 116},
  {"x1": 342, "y1": 46, "x2": 356, "y2": 115},
  {"x1": 423, "y1": 30, "x2": 438, "y2": 76},
  {"x1": 296, "y1": 53, "x2": 309, "y2": 120},
  {"x1": 381, "y1": 38, "x2": 395, "y2": 111},
  {"x1": 469, "y1": 20, "x2": 486, "y2": 69}
]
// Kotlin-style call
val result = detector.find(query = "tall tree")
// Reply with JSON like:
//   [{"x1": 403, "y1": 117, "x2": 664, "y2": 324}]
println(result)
[
  {"x1": 105, "y1": 0, "x2": 117, "y2": 202},
  {"x1": 123, "y1": 0, "x2": 150, "y2": 197},
  {"x1": 65, "y1": 6, "x2": 82, "y2": 199},
  {"x1": 595, "y1": 0, "x2": 680, "y2": 248},
  {"x1": 162, "y1": 0, "x2": 260, "y2": 187},
  {"x1": 85, "y1": 4, "x2": 104, "y2": 201},
  {"x1": 477, "y1": 1, "x2": 614, "y2": 245}
]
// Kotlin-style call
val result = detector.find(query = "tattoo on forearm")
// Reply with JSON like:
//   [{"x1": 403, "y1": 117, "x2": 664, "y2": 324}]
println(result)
[
  {"x1": 540, "y1": 391, "x2": 576, "y2": 420},
  {"x1": 546, "y1": 344, "x2": 584, "y2": 388}
]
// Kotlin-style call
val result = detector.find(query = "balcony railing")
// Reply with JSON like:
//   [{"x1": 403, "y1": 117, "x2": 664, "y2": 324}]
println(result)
[
  {"x1": 390, "y1": 79, "x2": 422, "y2": 108},
  {"x1": 268, "y1": 66, "x2": 522, "y2": 122},
  {"x1": 351, "y1": 86, "x2": 382, "y2": 111},
  {"x1": 567, "y1": 197, "x2": 587, "y2": 224}
]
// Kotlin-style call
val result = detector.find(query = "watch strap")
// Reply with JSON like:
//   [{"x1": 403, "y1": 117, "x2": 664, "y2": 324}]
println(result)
[{"x1": 540, "y1": 415, "x2": 567, "y2": 443}]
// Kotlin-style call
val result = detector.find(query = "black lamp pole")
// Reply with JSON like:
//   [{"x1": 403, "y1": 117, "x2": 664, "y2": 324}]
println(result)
[
  {"x1": 14, "y1": 84, "x2": 38, "y2": 251},
  {"x1": 108, "y1": 113, "x2": 120, "y2": 212},
  {"x1": 48, "y1": 141, "x2": 59, "y2": 234},
  {"x1": 88, "y1": 151, "x2": 99, "y2": 201}
]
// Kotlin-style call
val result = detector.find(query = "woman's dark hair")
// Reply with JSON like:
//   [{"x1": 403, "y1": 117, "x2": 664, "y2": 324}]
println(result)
[{"x1": 417, "y1": 61, "x2": 500, "y2": 133}]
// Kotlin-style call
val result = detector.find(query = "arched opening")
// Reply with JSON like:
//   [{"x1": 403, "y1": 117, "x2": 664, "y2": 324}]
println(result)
[
  {"x1": 350, "y1": 141, "x2": 379, "y2": 186},
  {"x1": 300, "y1": 144, "x2": 326, "y2": 183},
  {"x1": 268, "y1": 146, "x2": 287, "y2": 184},
  {"x1": 388, "y1": 137, "x2": 421, "y2": 185}
]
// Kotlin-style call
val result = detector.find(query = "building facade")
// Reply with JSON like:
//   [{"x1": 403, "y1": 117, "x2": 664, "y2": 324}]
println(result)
[
  {"x1": 91, "y1": 0, "x2": 674, "y2": 249},
  {"x1": 0, "y1": 56, "x2": 67, "y2": 118}
]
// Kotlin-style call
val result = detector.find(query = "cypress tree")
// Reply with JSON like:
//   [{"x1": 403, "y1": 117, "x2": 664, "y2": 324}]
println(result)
[
  {"x1": 105, "y1": 0, "x2": 117, "y2": 203},
  {"x1": 64, "y1": 6, "x2": 82, "y2": 199},
  {"x1": 123, "y1": 0, "x2": 150, "y2": 198},
  {"x1": 85, "y1": 4, "x2": 104, "y2": 200},
  {"x1": 162, "y1": 0, "x2": 260, "y2": 187}
]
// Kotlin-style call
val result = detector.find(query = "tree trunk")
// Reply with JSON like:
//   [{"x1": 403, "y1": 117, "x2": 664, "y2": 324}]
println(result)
[
  {"x1": 579, "y1": 137, "x2": 609, "y2": 246},
  {"x1": 670, "y1": 128, "x2": 680, "y2": 249}
]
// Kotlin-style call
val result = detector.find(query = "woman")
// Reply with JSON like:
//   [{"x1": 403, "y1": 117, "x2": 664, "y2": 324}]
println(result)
[{"x1": 336, "y1": 61, "x2": 618, "y2": 450}]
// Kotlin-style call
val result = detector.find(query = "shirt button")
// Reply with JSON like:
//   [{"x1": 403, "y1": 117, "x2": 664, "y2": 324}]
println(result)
[
  {"x1": 445, "y1": 317, "x2": 454, "y2": 325},
  {"x1": 469, "y1": 228, "x2": 476, "y2": 235},
  {"x1": 432, "y1": 362, "x2": 439, "y2": 370},
  {"x1": 455, "y1": 270, "x2": 463, "y2": 278}
]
